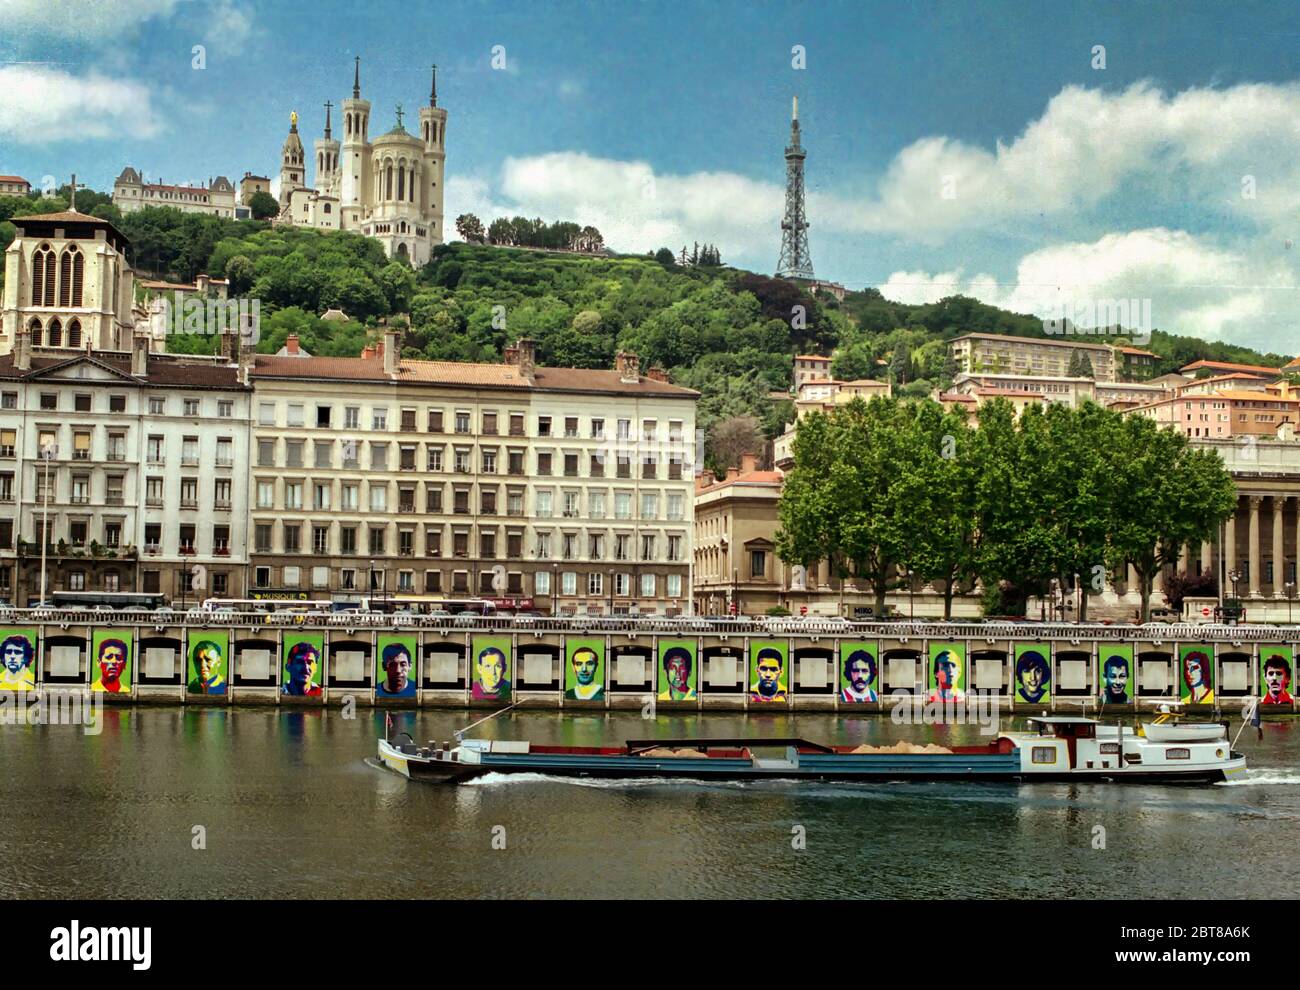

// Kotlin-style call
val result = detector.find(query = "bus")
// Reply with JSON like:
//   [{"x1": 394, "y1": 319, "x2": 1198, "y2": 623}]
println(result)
[
  {"x1": 199, "y1": 598, "x2": 332, "y2": 614},
  {"x1": 40, "y1": 591, "x2": 170, "y2": 611},
  {"x1": 334, "y1": 596, "x2": 499, "y2": 617}
]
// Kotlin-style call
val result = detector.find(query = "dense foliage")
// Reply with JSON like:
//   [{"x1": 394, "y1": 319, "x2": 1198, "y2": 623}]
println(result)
[{"x1": 776, "y1": 396, "x2": 1238, "y2": 620}]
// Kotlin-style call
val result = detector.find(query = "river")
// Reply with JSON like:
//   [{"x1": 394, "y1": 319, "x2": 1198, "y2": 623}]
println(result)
[{"x1": 2, "y1": 707, "x2": 1295, "y2": 899}]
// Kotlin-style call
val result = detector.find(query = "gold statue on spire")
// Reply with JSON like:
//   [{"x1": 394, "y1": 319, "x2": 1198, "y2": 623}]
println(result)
[{"x1": 290, "y1": 110, "x2": 298, "y2": 128}]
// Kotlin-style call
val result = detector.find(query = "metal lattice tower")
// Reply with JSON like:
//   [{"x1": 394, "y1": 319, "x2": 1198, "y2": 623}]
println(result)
[{"x1": 776, "y1": 96, "x2": 814, "y2": 280}]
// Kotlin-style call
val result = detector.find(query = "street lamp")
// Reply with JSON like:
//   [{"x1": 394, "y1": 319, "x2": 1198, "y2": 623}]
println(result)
[
  {"x1": 1228, "y1": 569, "x2": 1241, "y2": 602},
  {"x1": 906, "y1": 568, "x2": 915, "y2": 620},
  {"x1": 1287, "y1": 581, "x2": 1296, "y2": 625}
]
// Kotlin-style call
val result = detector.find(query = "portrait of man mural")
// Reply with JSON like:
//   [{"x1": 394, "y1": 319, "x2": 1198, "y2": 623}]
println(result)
[
  {"x1": 750, "y1": 645, "x2": 787, "y2": 703},
  {"x1": 1014, "y1": 649, "x2": 1051, "y2": 705},
  {"x1": 1261, "y1": 652, "x2": 1293, "y2": 706},
  {"x1": 928, "y1": 647, "x2": 964, "y2": 703},
  {"x1": 376, "y1": 640, "x2": 417, "y2": 698},
  {"x1": 840, "y1": 649, "x2": 878, "y2": 703},
  {"x1": 657, "y1": 645, "x2": 696, "y2": 701},
  {"x1": 1100, "y1": 653, "x2": 1130, "y2": 706},
  {"x1": 189, "y1": 639, "x2": 227, "y2": 696},
  {"x1": 1180, "y1": 649, "x2": 1215, "y2": 704},
  {"x1": 472, "y1": 643, "x2": 511, "y2": 701},
  {"x1": 0, "y1": 633, "x2": 36, "y2": 691},
  {"x1": 91, "y1": 636, "x2": 130, "y2": 694},
  {"x1": 282, "y1": 640, "x2": 324, "y2": 696},
  {"x1": 564, "y1": 644, "x2": 604, "y2": 701}
]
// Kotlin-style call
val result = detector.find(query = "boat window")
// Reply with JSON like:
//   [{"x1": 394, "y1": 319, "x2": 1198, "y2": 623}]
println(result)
[
  {"x1": 1100, "y1": 742, "x2": 1119, "y2": 755},
  {"x1": 1031, "y1": 746, "x2": 1057, "y2": 764},
  {"x1": 1165, "y1": 747, "x2": 1191, "y2": 760}
]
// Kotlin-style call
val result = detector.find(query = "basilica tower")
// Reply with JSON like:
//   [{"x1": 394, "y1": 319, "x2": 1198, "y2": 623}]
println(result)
[
  {"x1": 417, "y1": 64, "x2": 448, "y2": 244},
  {"x1": 339, "y1": 56, "x2": 372, "y2": 229},
  {"x1": 278, "y1": 111, "x2": 306, "y2": 212},
  {"x1": 313, "y1": 101, "x2": 341, "y2": 199}
]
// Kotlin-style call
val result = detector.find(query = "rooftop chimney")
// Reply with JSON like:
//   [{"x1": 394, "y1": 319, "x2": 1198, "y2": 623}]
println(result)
[
  {"x1": 286, "y1": 333, "x2": 300, "y2": 356},
  {"x1": 384, "y1": 328, "x2": 400, "y2": 376},
  {"x1": 361, "y1": 345, "x2": 375, "y2": 360},
  {"x1": 615, "y1": 350, "x2": 640, "y2": 384},
  {"x1": 645, "y1": 366, "x2": 669, "y2": 383},
  {"x1": 740, "y1": 452, "x2": 758, "y2": 474},
  {"x1": 131, "y1": 333, "x2": 149, "y2": 377},
  {"x1": 14, "y1": 325, "x2": 31, "y2": 372},
  {"x1": 504, "y1": 337, "x2": 535, "y2": 379}
]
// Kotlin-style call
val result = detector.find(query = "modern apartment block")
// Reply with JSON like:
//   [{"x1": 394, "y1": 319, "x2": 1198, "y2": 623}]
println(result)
[
  {"x1": 948, "y1": 332, "x2": 1118, "y2": 382},
  {"x1": 246, "y1": 336, "x2": 698, "y2": 614}
]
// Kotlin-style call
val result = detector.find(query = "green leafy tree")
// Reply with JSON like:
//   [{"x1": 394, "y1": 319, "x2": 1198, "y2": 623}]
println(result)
[{"x1": 248, "y1": 191, "x2": 280, "y2": 220}]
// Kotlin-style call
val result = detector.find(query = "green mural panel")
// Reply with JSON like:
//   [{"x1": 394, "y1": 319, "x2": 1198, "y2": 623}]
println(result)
[
  {"x1": 565, "y1": 638, "x2": 605, "y2": 701},
  {"x1": 91, "y1": 629, "x2": 133, "y2": 694}
]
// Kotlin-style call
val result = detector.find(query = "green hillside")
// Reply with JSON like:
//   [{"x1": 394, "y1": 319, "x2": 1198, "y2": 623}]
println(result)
[{"x1": 3, "y1": 194, "x2": 1295, "y2": 470}]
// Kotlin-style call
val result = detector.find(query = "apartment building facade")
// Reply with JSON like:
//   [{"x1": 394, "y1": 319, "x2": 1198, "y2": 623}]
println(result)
[
  {"x1": 0, "y1": 342, "x2": 252, "y2": 603},
  {"x1": 246, "y1": 338, "x2": 698, "y2": 615},
  {"x1": 948, "y1": 332, "x2": 1118, "y2": 382}
]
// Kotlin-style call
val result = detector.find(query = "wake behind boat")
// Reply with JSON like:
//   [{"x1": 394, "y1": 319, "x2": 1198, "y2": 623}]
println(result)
[{"x1": 375, "y1": 715, "x2": 1247, "y2": 785}]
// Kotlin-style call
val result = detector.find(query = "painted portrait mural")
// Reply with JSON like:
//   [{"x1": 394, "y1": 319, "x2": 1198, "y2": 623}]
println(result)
[
  {"x1": 471, "y1": 635, "x2": 512, "y2": 701},
  {"x1": 656, "y1": 639, "x2": 697, "y2": 701},
  {"x1": 187, "y1": 631, "x2": 229, "y2": 696},
  {"x1": 1099, "y1": 645, "x2": 1132, "y2": 705},
  {"x1": 927, "y1": 643, "x2": 965, "y2": 702},
  {"x1": 839, "y1": 641, "x2": 880, "y2": 703},
  {"x1": 1260, "y1": 646, "x2": 1294, "y2": 706},
  {"x1": 1013, "y1": 644, "x2": 1051, "y2": 705},
  {"x1": 0, "y1": 628, "x2": 37, "y2": 691},
  {"x1": 282, "y1": 633, "x2": 325, "y2": 696},
  {"x1": 376, "y1": 635, "x2": 418, "y2": 698},
  {"x1": 91, "y1": 630, "x2": 133, "y2": 694},
  {"x1": 749, "y1": 640, "x2": 788, "y2": 703},
  {"x1": 1178, "y1": 645, "x2": 1215, "y2": 704},
  {"x1": 564, "y1": 638, "x2": 605, "y2": 702}
]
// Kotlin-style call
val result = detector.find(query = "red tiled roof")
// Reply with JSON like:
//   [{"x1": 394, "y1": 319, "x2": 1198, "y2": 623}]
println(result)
[
  {"x1": 0, "y1": 352, "x2": 245, "y2": 389},
  {"x1": 697, "y1": 470, "x2": 784, "y2": 494},
  {"x1": 0, "y1": 175, "x2": 30, "y2": 184},
  {"x1": 251, "y1": 354, "x2": 699, "y2": 397},
  {"x1": 1118, "y1": 346, "x2": 1157, "y2": 357},
  {"x1": 795, "y1": 354, "x2": 831, "y2": 362},
  {"x1": 1179, "y1": 359, "x2": 1282, "y2": 375}
]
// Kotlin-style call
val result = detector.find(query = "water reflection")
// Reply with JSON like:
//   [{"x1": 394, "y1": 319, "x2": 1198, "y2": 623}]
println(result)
[{"x1": 0, "y1": 708, "x2": 1294, "y2": 899}]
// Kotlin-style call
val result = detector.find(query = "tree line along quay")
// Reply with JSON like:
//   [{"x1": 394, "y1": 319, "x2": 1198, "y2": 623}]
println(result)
[{"x1": 777, "y1": 395, "x2": 1237, "y2": 622}]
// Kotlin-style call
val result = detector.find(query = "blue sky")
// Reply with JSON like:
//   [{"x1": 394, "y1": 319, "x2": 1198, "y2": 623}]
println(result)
[{"x1": 4, "y1": 0, "x2": 1300, "y2": 354}]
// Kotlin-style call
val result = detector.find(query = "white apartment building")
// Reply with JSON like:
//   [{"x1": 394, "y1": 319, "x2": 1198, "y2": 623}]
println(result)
[{"x1": 0, "y1": 339, "x2": 252, "y2": 602}]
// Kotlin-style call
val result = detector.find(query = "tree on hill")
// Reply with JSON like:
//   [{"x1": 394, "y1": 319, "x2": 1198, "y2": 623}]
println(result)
[
  {"x1": 1068, "y1": 349, "x2": 1096, "y2": 379},
  {"x1": 248, "y1": 191, "x2": 279, "y2": 220},
  {"x1": 708, "y1": 416, "x2": 764, "y2": 475},
  {"x1": 455, "y1": 213, "x2": 485, "y2": 243}
]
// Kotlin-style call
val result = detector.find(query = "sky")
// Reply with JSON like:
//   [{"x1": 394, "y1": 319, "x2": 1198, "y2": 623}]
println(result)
[{"x1": 4, "y1": 0, "x2": 1300, "y2": 354}]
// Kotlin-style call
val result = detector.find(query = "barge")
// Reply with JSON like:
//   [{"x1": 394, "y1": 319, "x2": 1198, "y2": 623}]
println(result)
[{"x1": 376, "y1": 716, "x2": 1248, "y2": 785}]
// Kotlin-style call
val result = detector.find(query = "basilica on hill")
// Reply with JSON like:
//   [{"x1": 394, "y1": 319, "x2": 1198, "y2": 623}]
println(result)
[{"x1": 276, "y1": 58, "x2": 448, "y2": 266}]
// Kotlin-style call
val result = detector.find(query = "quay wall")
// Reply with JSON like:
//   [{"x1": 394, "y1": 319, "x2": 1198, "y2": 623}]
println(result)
[{"x1": 1, "y1": 614, "x2": 1295, "y2": 715}]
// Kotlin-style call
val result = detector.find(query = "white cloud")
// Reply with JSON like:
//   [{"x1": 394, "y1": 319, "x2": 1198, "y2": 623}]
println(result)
[
  {"x1": 449, "y1": 151, "x2": 782, "y2": 256},
  {"x1": 881, "y1": 228, "x2": 1298, "y2": 351},
  {"x1": 0, "y1": 65, "x2": 163, "y2": 144},
  {"x1": 840, "y1": 81, "x2": 1300, "y2": 238},
  {"x1": 0, "y1": 0, "x2": 181, "y2": 40}
]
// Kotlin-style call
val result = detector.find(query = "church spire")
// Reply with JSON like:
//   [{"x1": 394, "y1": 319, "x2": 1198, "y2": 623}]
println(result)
[
  {"x1": 324, "y1": 100, "x2": 333, "y2": 139},
  {"x1": 353, "y1": 56, "x2": 361, "y2": 99},
  {"x1": 430, "y1": 64, "x2": 437, "y2": 107}
]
